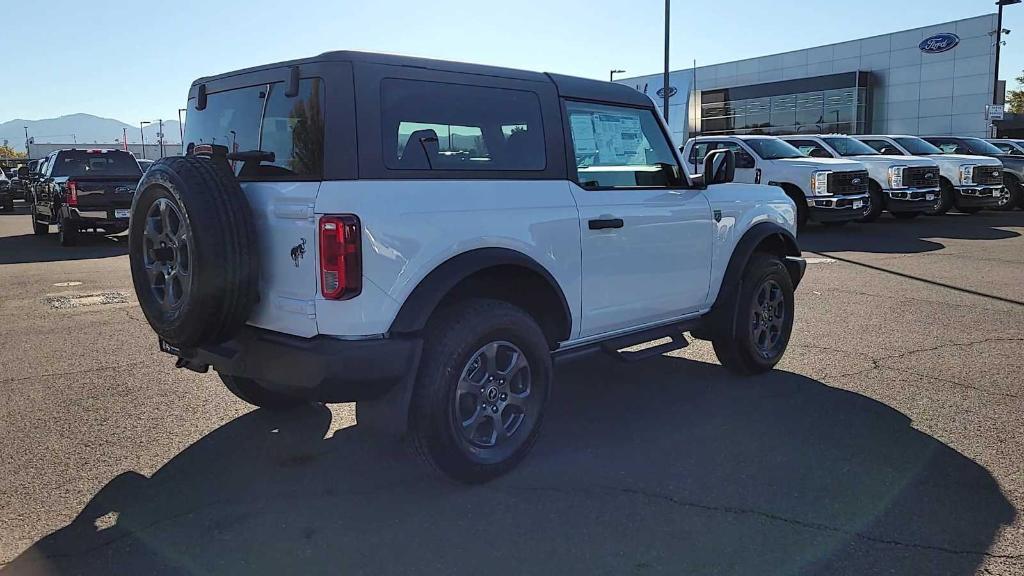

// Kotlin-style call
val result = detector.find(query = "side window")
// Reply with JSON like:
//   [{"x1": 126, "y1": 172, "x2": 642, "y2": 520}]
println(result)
[
  {"x1": 718, "y1": 142, "x2": 756, "y2": 169},
  {"x1": 928, "y1": 139, "x2": 961, "y2": 154},
  {"x1": 183, "y1": 78, "x2": 325, "y2": 180},
  {"x1": 566, "y1": 101, "x2": 680, "y2": 189},
  {"x1": 788, "y1": 139, "x2": 831, "y2": 158},
  {"x1": 993, "y1": 142, "x2": 1018, "y2": 155},
  {"x1": 381, "y1": 78, "x2": 546, "y2": 172},
  {"x1": 689, "y1": 142, "x2": 717, "y2": 164}
]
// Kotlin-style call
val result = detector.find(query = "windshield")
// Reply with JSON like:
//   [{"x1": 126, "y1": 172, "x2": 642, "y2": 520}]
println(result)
[
  {"x1": 963, "y1": 138, "x2": 1005, "y2": 156},
  {"x1": 51, "y1": 150, "x2": 142, "y2": 178},
  {"x1": 823, "y1": 137, "x2": 879, "y2": 156},
  {"x1": 893, "y1": 137, "x2": 943, "y2": 155},
  {"x1": 744, "y1": 138, "x2": 805, "y2": 160}
]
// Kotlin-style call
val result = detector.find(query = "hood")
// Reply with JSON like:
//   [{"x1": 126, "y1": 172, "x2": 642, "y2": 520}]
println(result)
[
  {"x1": 931, "y1": 153, "x2": 1003, "y2": 166},
  {"x1": 844, "y1": 154, "x2": 935, "y2": 166},
  {"x1": 775, "y1": 157, "x2": 864, "y2": 170}
]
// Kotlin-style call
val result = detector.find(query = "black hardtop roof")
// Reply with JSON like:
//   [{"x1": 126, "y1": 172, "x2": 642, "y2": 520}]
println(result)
[{"x1": 191, "y1": 50, "x2": 654, "y2": 108}]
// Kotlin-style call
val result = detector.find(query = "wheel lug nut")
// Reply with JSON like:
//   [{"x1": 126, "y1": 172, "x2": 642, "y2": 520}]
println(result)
[
  {"x1": 491, "y1": 405, "x2": 498, "y2": 413},
  {"x1": 500, "y1": 393, "x2": 507, "y2": 401}
]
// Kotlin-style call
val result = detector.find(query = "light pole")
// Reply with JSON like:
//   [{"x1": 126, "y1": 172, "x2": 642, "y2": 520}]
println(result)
[
  {"x1": 157, "y1": 119, "x2": 165, "y2": 158},
  {"x1": 23, "y1": 127, "x2": 28, "y2": 155},
  {"x1": 140, "y1": 121, "x2": 152, "y2": 159},
  {"x1": 609, "y1": 69, "x2": 626, "y2": 82},
  {"x1": 995, "y1": 0, "x2": 1021, "y2": 106},
  {"x1": 178, "y1": 108, "x2": 187, "y2": 147},
  {"x1": 663, "y1": 0, "x2": 671, "y2": 123}
]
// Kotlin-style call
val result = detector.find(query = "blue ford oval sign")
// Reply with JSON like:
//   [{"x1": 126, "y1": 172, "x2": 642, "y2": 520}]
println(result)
[
  {"x1": 656, "y1": 86, "x2": 678, "y2": 99},
  {"x1": 919, "y1": 33, "x2": 960, "y2": 54}
]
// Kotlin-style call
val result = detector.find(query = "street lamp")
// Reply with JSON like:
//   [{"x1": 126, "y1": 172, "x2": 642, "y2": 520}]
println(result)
[
  {"x1": 140, "y1": 121, "x2": 152, "y2": 159},
  {"x1": 995, "y1": 0, "x2": 1021, "y2": 105},
  {"x1": 609, "y1": 69, "x2": 626, "y2": 82}
]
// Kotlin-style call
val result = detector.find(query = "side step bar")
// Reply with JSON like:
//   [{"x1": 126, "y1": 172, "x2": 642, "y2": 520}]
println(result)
[{"x1": 553, "y1": 320, "x2": 699, "y2": 365}]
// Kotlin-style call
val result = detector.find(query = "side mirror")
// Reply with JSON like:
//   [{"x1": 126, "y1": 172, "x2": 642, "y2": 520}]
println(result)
[
  {"x1": 809, "y1": 148, "x2": 832, "y2": 158},
  {"x1": 703, "y1": 149, "x2": 735, "y2": 185}
]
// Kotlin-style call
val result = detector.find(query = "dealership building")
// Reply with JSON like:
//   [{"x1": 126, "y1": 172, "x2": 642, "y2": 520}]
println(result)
[{"x1": 618, "y1": 14, "x2": 1003, "y2": 144}]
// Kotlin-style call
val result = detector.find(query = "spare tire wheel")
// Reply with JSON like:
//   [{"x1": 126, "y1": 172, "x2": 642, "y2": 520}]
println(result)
[{"x1": 128, "y1": 156, "x2": 259, "y2": 348}]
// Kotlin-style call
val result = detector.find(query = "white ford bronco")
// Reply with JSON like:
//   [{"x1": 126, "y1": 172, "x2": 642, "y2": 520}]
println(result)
[
  {"x1": 128, "y1": 52, "x2": 805, "y2": 483},
  {"x1": 682, "y1": 135, "x2": 870, "y2": 230},
  {"x1": 855, "y1": 135, "x2": 1005, "y2": 215},
  {"x1": 778, "y1": 135, "x2": 940, "y2": 221}
]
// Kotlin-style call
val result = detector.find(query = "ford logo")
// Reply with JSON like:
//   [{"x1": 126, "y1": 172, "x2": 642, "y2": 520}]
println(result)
[
  {"x1": 925, "y1": 172, "x2": 936, "y2": 179},
  {"x1": 851, "y1": 178, "x2": 862, "y2": 185},
  {"x1": 656, "y1": 86, "x2": 678, "y2": 99},
  {"x1": 993, "y1": 171, "x2": 1000, "y2": 178},
  {"x1": 920, "y1": 33, "x2": 960, "y2": 54}
]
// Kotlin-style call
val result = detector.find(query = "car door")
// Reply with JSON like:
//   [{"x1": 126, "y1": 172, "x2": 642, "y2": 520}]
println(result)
[
  {"x1": 716, "y1": 140, "x2": 759, "y2": 184},
  {"x1": 35, "y1": 155, "x2": 54, "y2": 218},
  {"x1": 564, "y1": 99, "x2": 713, "y2": 338}
]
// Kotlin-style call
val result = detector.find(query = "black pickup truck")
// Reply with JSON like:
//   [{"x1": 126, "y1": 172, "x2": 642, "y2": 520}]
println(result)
[{"x1": 30, "y1": 149, "x2": 143, "y2": 246}]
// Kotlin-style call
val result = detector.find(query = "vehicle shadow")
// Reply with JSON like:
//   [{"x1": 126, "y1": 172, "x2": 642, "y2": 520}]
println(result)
[
  {"x1": 801, "y1": 210, "x2": 1023, "y2": 255},
  {"x1": 0, "y1": 230, "x2": 128, "y2": 265},
  {"x1": 2, "y1": 356, "x2": 1014, "y2": 575}
]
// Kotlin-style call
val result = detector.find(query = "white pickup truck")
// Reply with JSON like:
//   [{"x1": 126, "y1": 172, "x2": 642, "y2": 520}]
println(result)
[
  {"x1": 683, "y1": 135, "x2": 870, "y2": 229},
  {"x1": 855, "y1": 135, "x2": 1004, "y2": 214},
  {"x1": 779, "y1": 135, "x2": 941, "y2": 221}
]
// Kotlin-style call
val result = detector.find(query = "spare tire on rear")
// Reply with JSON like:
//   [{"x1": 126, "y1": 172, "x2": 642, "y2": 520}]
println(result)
[{"x1": 128, "y1": 156, "x2": 258, "y2": 348}]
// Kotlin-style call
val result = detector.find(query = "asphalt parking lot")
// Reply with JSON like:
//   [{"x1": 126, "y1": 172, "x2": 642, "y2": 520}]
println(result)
[{"x1": 0, "y1": 200, "x2": 1022, "y2": 576}]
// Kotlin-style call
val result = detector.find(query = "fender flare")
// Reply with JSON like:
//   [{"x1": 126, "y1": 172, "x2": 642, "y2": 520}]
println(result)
[
  {"x1": 388, "y1": 247, "x2": 572, "y2": 339},
  {"x1": 714, "y1": 222, "x2": 802, "y2": 315}
]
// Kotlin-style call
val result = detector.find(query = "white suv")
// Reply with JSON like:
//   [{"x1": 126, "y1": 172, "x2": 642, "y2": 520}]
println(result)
[
  {"x1": 682, "y1": 135, "x2": 870, "y2": 230},
  {"x1": 128, "y1": 52, "x2": 806, "y2": 483},
  {"x1": 778, "y1": 135, "x2": 941, "y2": 221}
]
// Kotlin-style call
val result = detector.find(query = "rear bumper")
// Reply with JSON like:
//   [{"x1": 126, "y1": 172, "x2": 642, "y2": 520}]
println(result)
[
  {"x1": 808, "y1": 193, "x2": 870, "y2": 222},
  {"x1": 955, "y1": 185, "x2": 1004, "y2": 208},
  {"x1": 169, "y1": 326, "x2": 423, "y2": 403},
  {"x1": 885, "y1": 186, "x2": 940, "y2": 212},
  {"x1": 63, "y1": 207, "x2": 131, "y2": 228}
]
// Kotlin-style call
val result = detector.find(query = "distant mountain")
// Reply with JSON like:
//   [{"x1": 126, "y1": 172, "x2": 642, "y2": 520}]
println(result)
[{"x1": 0, "y1": 113, "x2": 182, "y2": 148}]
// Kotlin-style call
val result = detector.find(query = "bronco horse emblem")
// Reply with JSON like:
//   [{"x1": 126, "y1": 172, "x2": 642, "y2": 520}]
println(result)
[{"x1": 290, "y1": 238, "x2": 306, "y2": 267}]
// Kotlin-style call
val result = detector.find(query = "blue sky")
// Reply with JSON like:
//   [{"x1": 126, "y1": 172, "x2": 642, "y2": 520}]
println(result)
[{"x1": 1, "y1": 0, "x2": 1020, "y2": 124}]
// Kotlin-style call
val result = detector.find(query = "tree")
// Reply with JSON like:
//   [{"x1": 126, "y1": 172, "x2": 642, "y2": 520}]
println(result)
[
  {"x1": 1007, "y1": 70, "x2": 1024, "y2": 115},
  {"x1": 0, "y1": 145, "x2": 26, "y2": 159}
]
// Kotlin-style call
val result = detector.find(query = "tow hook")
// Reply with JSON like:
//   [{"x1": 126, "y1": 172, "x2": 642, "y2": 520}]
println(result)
[{"x1": 175, "y1": 357, "x2": 210, "y2": 374}]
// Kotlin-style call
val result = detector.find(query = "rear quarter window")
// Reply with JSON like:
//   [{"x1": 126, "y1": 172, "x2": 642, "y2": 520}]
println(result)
[
  {"x1": 183, "y1": 78, "x2": 325, "y2": 181},
  {"x1": 381, "y1": 78, "x2": 546, "y2": 172}
]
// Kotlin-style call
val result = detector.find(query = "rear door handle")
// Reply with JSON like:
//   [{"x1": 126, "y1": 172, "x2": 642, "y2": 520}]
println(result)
[{"x1": 588, "y1": 218, "x2": 624, "y2": 230}]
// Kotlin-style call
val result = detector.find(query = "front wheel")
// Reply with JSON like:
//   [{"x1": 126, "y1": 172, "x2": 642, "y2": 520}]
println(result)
[
  {"x1": 410, "y1": 299, "x2": 551, "y2": 484},
  {"x1": 220, "y1": 374, "x2": 309, "y2": 411},
  {"x1": 927, "y1": 180, "x2": 955, "y2": 215},
  {"x1": 996, "y1": 176, "x2": 1022, "y2": 211},
  {"x1": 858, "y1": 183, "x2": 884, "y2": 222},
  {"x1": 712, "y1": 253, "x2": 795, "y2": 375}
]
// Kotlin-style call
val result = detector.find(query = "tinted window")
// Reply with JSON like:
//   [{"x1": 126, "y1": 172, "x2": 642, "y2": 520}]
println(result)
[
  {"x1": 961, "y1": 137, "x2": 1003, "y2": 156},
  {"x1": 925, "y1": 138, "x2": 966, "y2": 154},
  {"x1": 860, "y1": 139, "x2": 902, "y2": 155},
  {"x1": 382, "y1": 79, "x2": 545, "y2": 171},
  {"x1": 991, "y1": 142, "x2": 1017, "y2": 154},
  {"x1": 744, "y1": 138, "x2": 804, "y2": 160},
  {"x1": 894, "y1": 137, "x2": 942, "y2": 155},
  {"x1": 716, "y1": 142, "x2": 756, "y2": 168},
  {"x1": 787, "y1": 139, "x2": 831, "y2": 157},
  {"x1": 688, "y1": 141, "x2": 718, "y2": 164},
  {"x1": 51, "y1": 150, "x2": 142, "y2": 178},
  {"x1": 566, "y1": 101, "x2": 679, "y2": 188},
  {"x1": 822, "y1": 137, "x2": 878, "y2": 156},
  {"x1": 184, "y1": 78, "x2": 325, "y2": 180}
]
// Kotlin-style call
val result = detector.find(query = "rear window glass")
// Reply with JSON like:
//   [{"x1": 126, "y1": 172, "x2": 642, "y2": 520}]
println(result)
[
  {"x1": 51, "y1": 151, "x2": 142, "y2": 178},
  {"x1": 382, "y1": 78, "x2": 546, "y2": 171},
  {"x1": 184, "y1": 78, "x2": 325, "y2": 180}
]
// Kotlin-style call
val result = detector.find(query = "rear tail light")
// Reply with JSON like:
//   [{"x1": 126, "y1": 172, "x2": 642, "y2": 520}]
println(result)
[
  {"x1": 66, "y1": 180, "x2": 78, "y2": 206},
  {"x1": 319, "y1": 215, "x2": 361, "y2": 300}
]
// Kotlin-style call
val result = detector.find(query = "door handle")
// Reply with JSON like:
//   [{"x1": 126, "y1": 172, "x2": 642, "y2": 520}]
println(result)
[{"x1": 588, "y1": 218, "x2": 624, "y2": 230}]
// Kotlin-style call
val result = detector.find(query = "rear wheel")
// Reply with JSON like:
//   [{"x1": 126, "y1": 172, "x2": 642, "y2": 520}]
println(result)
[
  {"x1": 712, "y1": 253, "x2": 795, "y2": 375},
  {"x1": 892, "y1": 212, "x2": 921, "y2": 220},
  {"x1": 220, "y1": 374, "x2": 308, "y2": 411},
  {"x1": 858, "y1": 181, "x2": 884, "y2": 222},
  {"x1": 927, "y1": 179, "x2": 955, "y2": 215},
  {"x1": 410, "y1": 299, "x2": 551, "y2": 483},
  {"x1": 58, "y1": 219, "x2": 77, "y2": 246}
]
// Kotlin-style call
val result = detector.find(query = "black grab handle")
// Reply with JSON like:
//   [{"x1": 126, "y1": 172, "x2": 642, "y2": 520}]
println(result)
[{"x1": 588, "y1": 218, "x2": 624, "y2": 230}]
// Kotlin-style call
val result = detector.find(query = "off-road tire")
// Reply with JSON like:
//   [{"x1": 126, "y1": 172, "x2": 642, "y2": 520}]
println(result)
[
  {"x1": 410, "y1": 299, "x2": 551, "y2": 484},
  {"x1": 58, "y1": 219, "x2": 77, "y2": 246},
  {"x1": 711, "y1": 253, "x2": 795, "y2": 375},
  {"x1": 129, "y1": 156, "x2": 258, "y2": 348},
  {"x1": 220, "y1": 374, "x2": 308, "y2": 411},
  {"x1": 858, "y1": 181, "x2": 884, "y2": 222}
]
